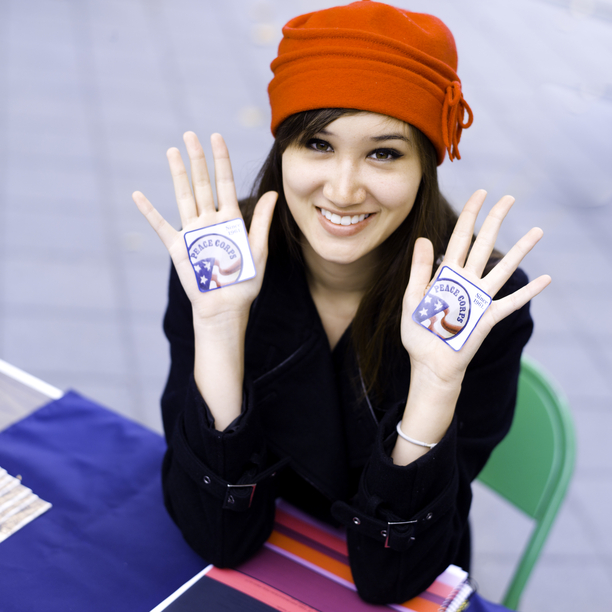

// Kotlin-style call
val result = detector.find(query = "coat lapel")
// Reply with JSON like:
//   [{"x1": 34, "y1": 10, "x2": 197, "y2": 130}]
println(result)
[{"x1": 245, "y1": 257, "x2": 350, "y2": 501}]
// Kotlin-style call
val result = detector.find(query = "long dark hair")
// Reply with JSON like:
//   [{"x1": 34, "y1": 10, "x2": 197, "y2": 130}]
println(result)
[{"x1": 241, "y1": 109, "x2": 458, "y2": 399}]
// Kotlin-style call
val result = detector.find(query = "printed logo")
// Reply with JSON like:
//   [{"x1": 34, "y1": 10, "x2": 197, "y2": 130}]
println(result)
[
  {"x1": 184, "y1": 218, "x2": 257, "y2": 293},
  {"x1": 413, "y1": 278, "x2": 471, "y2": 339},
  {"x1": 412, "y1": 266, "x2": 492, "y2": 351},
  {"x1": 187, "y1": 234, "x2": 243, "y2": 292}
]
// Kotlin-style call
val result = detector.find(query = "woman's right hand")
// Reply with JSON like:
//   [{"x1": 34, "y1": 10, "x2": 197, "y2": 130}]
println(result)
[
  {"x1": 133, "y1": 132, "x2": 277, "y2": 430},
  {"x1": 132, "y1": 132, "x2": 277, "y2": 324}
]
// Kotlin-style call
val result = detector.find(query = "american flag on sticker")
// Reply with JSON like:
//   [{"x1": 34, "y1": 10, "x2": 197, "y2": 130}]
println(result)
[
  {"x1": 413, "y1": 294, "x2": 467, "y2": 339},
  {"x1": 193, "y1": 257, "x2": 216, "y2": 292},
  {"x1": 414, "y1": 294, "x2": 450, "y2": 324}
]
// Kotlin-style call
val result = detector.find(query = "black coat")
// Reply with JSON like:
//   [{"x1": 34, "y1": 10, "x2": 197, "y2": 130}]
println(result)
[{"x1": 160, "y1": 254, "x2": 533, "y2": 604}]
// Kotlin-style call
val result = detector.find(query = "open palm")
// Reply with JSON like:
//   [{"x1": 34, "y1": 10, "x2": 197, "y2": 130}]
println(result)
[
  {"x1": 401, "y1": 190, "x2": 551, "y2": 385},
  {"x1": 132, "y1": 132, "x2": 277, "y2": 323}
]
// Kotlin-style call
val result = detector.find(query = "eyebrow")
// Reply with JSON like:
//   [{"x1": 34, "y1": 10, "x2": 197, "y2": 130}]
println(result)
[
  {"x1": 370, "y1": 133, "x2": 410, "y2": 143},
  {"x1": 318, "y1": 128, "x2": 410, "y2": 144}
]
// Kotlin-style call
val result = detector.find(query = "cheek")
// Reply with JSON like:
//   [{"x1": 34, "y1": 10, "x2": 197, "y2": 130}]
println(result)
[
  {"x1": 282, "y1": 154, "x2": 318, "y2": 203},
  {"x1": 374, "y1": 178, "x2": 421, "y2": 216}
]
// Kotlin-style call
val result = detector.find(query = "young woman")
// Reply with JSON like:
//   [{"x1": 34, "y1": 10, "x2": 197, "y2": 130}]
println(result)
[{"x1": 132, "y1": 1, "x2": 550, "y2": 604}]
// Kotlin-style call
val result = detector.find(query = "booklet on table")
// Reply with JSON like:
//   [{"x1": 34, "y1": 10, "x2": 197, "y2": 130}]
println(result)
[{"x1": 152, "y1": 500, "x2": 473, "y2": 612}]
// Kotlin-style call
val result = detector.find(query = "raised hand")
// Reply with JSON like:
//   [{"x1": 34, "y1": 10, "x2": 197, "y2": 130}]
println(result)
[
  {"x1": 132, "y1": 132, "x2": 277, "y2": 323},
  {"x1": 401, "y1": 189, "x2": 551, "y2": 385},
  {"x1": 391, "y1": 190, "x2": 550, "y2": 464},
  {"x1": 133, "y1": 133, "x2": 277, "y2": 430}
]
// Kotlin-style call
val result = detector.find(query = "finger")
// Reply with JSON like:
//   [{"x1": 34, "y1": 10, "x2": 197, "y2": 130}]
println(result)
[
  {"x1": 404, "y1": 237, "x2": 434, "y2": 308},
  {"x1": 483, "y1": 227, "x2": 544, "y2": 295},
  {"x1": 132, "y1": 191, "x2": 178, "y2": 249},
  {"x1": 443, "y1": 190, "x2": 487, "y2": 267},
  {"x1": 488, "y1": 274, "x2": 551, "y2": 325},
  {"x1": 211, "y1": 133, "x2": 239, "y2": 213},
  {"x1": 183, "y1": 131, "x2": 215, "y2": 215},
  {"x1": 167, "y1": 147, "x2": 197, "y2": 226},
  {"x1": 248, "y1": 191, "x2": 278, "y2": 264},
  {"x1": 464, "y1": 195, "x2": 515, "y2": 277}
]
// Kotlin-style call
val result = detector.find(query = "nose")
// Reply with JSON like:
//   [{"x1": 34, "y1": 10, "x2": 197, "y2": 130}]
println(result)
[{"x1": 322, "y1": 159, "x2": 366, "y2": 207}]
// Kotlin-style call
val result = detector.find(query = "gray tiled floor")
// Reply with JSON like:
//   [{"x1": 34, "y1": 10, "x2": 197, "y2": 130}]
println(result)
[{"x1": 1, "y1": 0, "x2": 611, "y2": 610}]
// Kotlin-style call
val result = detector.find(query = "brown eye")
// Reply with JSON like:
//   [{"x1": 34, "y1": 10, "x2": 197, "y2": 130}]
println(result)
[
  {"x1": 368, "y1": 148, "x2": 402, "y2": 161},
  {"x1": 308, "y1": 139, "x2": 332, "y2": 153}
]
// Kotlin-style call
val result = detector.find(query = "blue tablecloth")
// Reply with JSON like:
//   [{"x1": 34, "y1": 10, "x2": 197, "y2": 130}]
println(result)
[
  {"x1": 0, "y1": 392, "x2": 206, "y2": 612},
  {"x1": 0, "y1": 392, "x2": 509, "y2": 612}
]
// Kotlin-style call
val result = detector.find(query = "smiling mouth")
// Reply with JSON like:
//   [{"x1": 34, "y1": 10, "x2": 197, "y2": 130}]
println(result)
[{"x1": 319, "y1": 207, "x2": 372, "y2": 226}]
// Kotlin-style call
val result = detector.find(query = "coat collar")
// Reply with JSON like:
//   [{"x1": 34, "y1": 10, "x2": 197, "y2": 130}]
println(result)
[
  {"x1": 244, "y1": 255, "x2": 410, "y2": 501},
  {"x1": 245, "y1": 256, "x2": 352, "y2": 500}
]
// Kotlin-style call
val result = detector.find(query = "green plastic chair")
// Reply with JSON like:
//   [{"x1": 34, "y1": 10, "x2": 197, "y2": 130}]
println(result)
[{"x1": 477, "y1": 355, "x2": 576, "y2": 610}]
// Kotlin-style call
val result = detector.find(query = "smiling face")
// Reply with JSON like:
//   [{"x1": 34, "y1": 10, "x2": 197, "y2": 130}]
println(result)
[{"x1": 281, "y1": 112, "x2": 423, "y2": 271}]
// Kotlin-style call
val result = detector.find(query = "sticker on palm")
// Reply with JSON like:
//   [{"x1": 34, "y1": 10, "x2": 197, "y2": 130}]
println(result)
[
  {"x1": 185, "y1": 219, "x2": 256, "y2": 292},
  {"x1": 412, "y1": 266, "x2": 492, "y2": 351}
]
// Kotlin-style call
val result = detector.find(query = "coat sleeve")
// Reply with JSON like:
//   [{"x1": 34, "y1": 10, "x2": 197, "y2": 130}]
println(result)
[
  {"x1": 331, "y1": 268, "x2": 534, "y2": 604},
  {"x1": 160, "y1": 263, "x2": 286, "y2": 567}
]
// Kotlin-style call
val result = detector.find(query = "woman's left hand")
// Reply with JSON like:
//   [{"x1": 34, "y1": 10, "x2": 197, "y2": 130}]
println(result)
[{"x1": 401, "y1": 189, "x2": 551, "y2": 386}]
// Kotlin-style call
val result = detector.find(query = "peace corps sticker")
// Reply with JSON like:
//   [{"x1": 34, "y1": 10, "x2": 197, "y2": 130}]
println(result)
[
  {"x1": 184, "y1": 219, "x2": 256, "y2": 292},
  {"x1": 412, "y1": 266, "x2": 492, "y2": 351}
]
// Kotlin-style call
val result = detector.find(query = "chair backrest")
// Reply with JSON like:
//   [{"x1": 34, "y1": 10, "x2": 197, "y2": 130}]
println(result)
[{"x1": 477, "y1": 355, "x2": 576, "y2": 610}]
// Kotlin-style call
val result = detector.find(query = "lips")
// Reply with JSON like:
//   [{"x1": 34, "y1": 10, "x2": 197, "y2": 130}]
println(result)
[{"x1": 319, "y1": 207, "x2": 372, "y2": 226}]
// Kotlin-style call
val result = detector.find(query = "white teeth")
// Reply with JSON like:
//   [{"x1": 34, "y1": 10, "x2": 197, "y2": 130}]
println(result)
[{"x1": 320, "y1": 208, "x2": 370, "y2": 226}]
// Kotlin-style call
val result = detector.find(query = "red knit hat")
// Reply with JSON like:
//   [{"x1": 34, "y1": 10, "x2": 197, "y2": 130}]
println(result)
[{"x1": 268, "y1": 0, "x2": 473, "y2": 164}]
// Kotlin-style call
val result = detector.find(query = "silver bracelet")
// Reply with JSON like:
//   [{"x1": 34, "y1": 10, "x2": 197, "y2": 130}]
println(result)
[{"x1": 396, "y1": 421, "x2": 438, "y2": 449}]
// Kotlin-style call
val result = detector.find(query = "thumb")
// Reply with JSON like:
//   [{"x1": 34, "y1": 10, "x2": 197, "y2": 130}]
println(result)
[
  {"x1": 248, "y1": 191, "x2": 278, "y2": 264},
  {"x1": 404, "y1": 238, "x2": 434, "y2": 310}
]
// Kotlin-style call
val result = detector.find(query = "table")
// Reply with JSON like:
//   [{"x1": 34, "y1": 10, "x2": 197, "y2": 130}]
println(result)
[
  {"x1": 0, "y1": 391, "x2": 206, "y2": 611},
  {"x1": 0, "y1": 384, "x2": 510, "y2": 611}
]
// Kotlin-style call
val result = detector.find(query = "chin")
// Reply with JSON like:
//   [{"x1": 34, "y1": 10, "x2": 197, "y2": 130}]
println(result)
[{"x1": 307, "y1": 240, "x2": 376, "y2": 267}]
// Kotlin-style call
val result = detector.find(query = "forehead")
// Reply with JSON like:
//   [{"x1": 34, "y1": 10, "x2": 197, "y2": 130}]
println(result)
[{"x1": 322, "y1": 111, "x2": 412, "y2": 140}]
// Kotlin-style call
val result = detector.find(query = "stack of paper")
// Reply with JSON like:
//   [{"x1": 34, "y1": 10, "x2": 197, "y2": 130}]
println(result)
[{"x1": 0, "y1": 467, "x2": 52, "y2": 543}]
